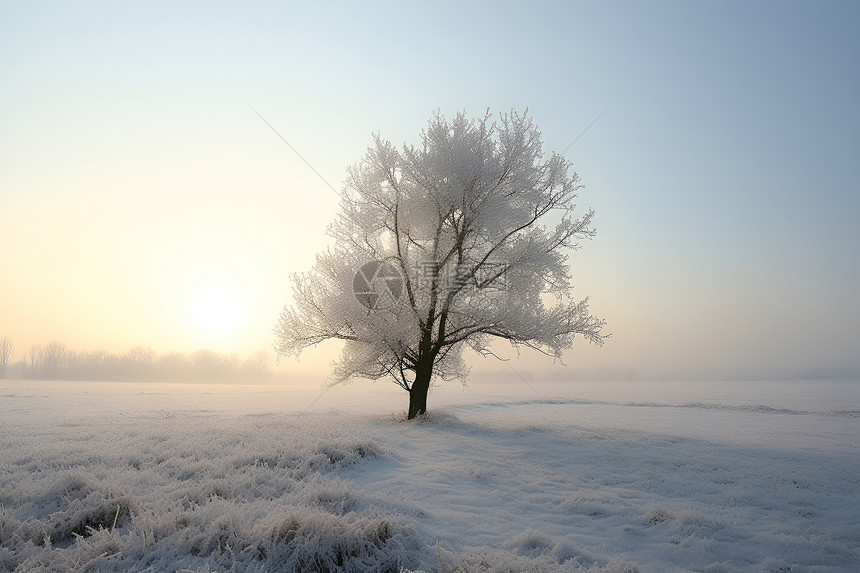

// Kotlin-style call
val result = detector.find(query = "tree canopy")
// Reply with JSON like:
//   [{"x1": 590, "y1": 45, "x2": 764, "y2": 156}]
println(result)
[{"x1": 275, "y1": 110, "x2": 608, "y2": 418}]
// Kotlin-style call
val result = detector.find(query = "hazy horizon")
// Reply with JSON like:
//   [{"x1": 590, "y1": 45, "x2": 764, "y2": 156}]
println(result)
[{"x1": 2, "y1": 1, "x2": 859, "y2": 383}]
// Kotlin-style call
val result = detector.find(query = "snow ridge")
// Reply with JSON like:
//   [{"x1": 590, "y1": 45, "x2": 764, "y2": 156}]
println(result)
[{"x1": 465, "y1": 397, "x2": 860, "y2": 417}]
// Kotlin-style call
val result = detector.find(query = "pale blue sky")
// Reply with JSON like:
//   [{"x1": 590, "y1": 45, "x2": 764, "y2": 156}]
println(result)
[{"x1": 1, "y1": 1, "x2": 858, "y2": 380}]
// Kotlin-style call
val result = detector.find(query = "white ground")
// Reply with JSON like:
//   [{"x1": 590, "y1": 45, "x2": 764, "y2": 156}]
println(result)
[{"x1": 1, "y1": 377, "x2": 858, "y2": 572}]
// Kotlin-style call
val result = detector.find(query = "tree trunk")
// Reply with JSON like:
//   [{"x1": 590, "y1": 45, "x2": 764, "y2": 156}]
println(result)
[{"x1": 407, "y1": 363, "x2": 432, "y2": 420}]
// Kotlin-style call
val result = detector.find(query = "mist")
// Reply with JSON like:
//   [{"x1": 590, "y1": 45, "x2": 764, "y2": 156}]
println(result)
[{"x1": 0, "y1": 340, "x2": 275, "y2": 384}]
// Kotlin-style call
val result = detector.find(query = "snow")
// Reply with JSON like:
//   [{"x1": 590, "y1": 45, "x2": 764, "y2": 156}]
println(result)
[{"x1": 1, "y1": 377, "x2": 858, "y2": 571}]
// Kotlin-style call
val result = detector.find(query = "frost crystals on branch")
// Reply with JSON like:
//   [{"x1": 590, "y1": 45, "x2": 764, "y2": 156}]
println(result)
[{"x1": 275, "y1": 109, "x2": 608, "y2": 419}]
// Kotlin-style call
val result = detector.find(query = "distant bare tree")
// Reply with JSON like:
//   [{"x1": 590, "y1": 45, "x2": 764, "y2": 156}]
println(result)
[
  {"x1": 157, "y1": 352, "x2": 194, "y2": 381},
  {"x1": 41, "y1": 340, "x2": 69, "y2": 378},
  {"x1": 242, "y1": 350, "x2": 272, "y2": 378},
  {"x1": 119, "y1": 346, "x2": 156, "y2": 379},
  {"x1": 27, "y1": 345, "x2": 40, "y2": 378},
  {"x1": 0, "y1": 337, "x2": 14, "y2": 379},
  {"x1": 192, "y1": 349, "x2": 237, "y2": 381}
]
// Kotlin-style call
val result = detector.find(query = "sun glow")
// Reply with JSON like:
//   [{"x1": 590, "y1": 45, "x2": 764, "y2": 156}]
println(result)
[{"x1": 189, "y1": 281, "x2": 248, "y2": 337}]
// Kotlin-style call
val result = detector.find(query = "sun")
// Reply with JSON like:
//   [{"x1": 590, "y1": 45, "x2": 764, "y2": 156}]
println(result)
[{"x1": 189, "y1": 281, "x2": 247, "y2": 337}]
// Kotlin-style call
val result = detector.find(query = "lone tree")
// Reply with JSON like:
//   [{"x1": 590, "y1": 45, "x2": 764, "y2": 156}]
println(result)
[{"x1": 275, "y1": 110, "x2": 607, "y2": 419}]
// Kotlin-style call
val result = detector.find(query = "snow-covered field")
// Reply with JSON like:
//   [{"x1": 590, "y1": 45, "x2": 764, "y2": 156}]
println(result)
[{"x1": 1, "y1": 377, "x2": 858, "y2": 572}]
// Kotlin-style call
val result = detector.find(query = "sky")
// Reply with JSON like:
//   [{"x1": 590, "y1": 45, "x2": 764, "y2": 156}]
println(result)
[{"x1": 1, "y1": 0, "x2": 859, "y2": 382}]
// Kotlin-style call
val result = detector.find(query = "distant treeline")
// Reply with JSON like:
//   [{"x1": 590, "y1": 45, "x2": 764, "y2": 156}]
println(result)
[{"x1": 0, "y1": 337, "x2": 273, "y2": 382}]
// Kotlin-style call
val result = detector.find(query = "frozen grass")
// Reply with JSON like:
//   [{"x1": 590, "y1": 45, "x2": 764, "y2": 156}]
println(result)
[
  {"x1": 0, "y1": 380, "x2": 858, "y2": 571},
  {"x1": 0, "y1": 411, "x2": 419, "y2": 572}
]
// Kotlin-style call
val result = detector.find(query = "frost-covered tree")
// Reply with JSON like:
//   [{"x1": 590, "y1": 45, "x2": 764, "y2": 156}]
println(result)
[{"x1": 275, "y1": 110, "x2": 607, "y2": 419}]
